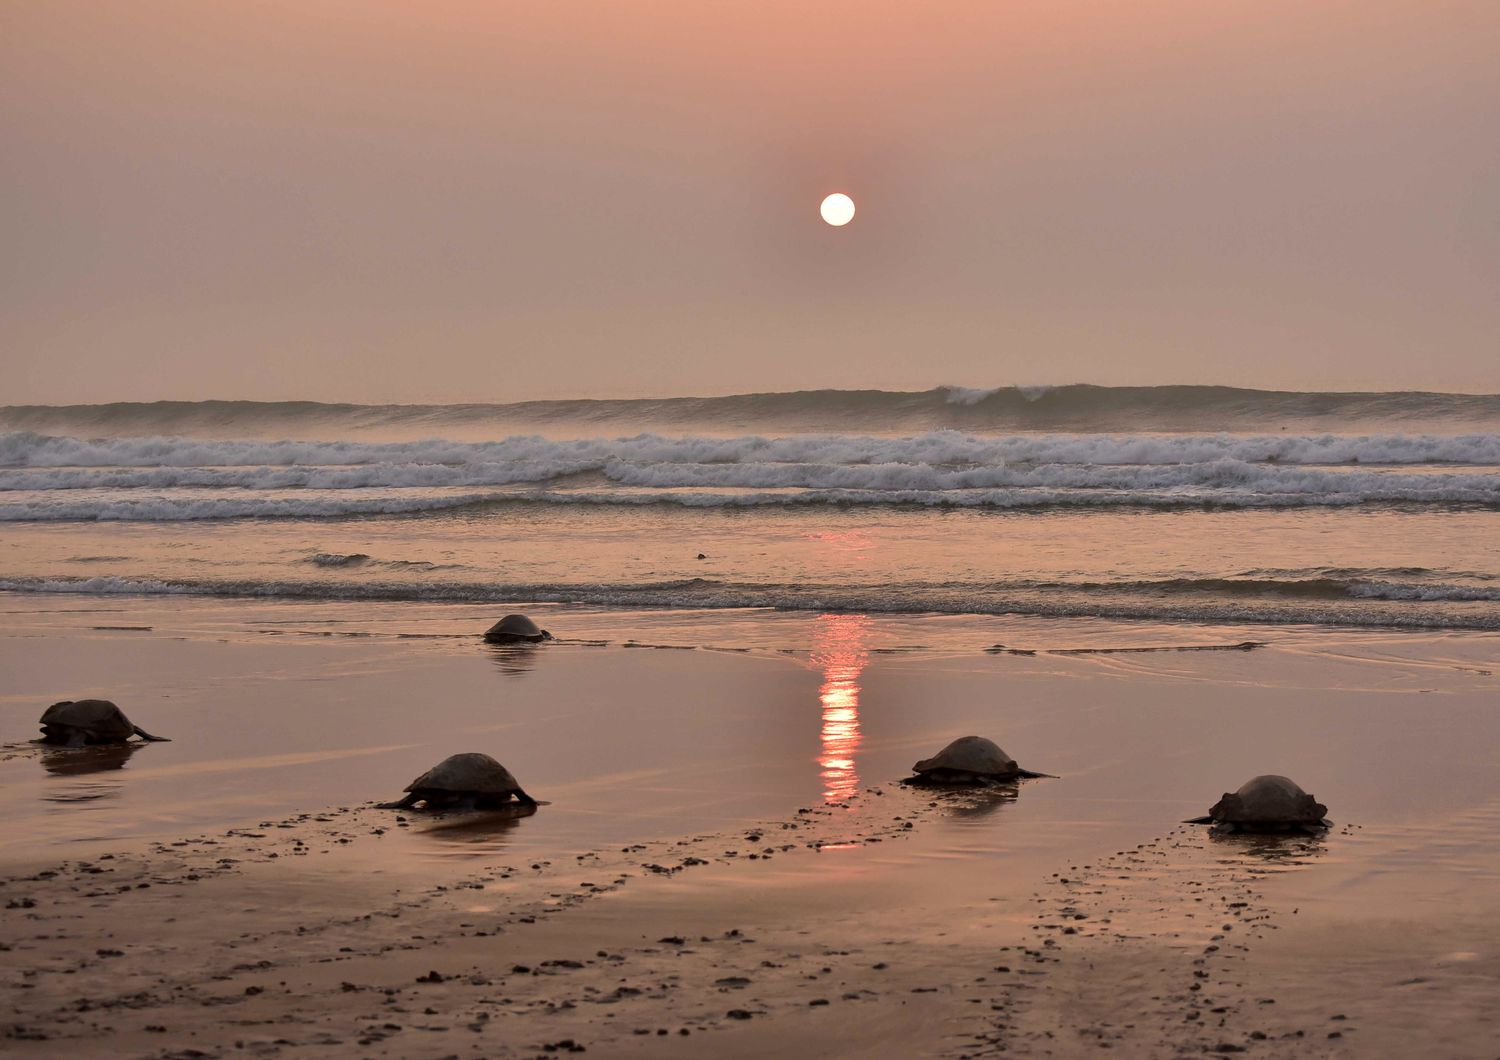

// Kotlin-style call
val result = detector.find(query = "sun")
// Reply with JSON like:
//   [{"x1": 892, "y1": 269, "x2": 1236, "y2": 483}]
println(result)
[{"x1": 819, "y1": 193, "x2": 856, "y2": 227}]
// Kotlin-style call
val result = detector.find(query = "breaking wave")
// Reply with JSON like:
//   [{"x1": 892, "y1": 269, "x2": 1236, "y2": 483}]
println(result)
[
  {"x1": 5, "y1": 389, "x2": 1496, "y2": 633},
  {"x1": 5, "y1": 429, "x2": 1499, "y2": 475},
  {"x1": 0, "y1": 492, "x2": 502, "y2": 521},
  {"x1": 6, "y1": 389, "x2": 1497, "y2": 633},
  {"x1": 2, "y1": 572, "x2": 1497, "y2": 629},
  {"x1": 3, "y1": 481, "x2": 1500, "y2": 521},
  {"x1": 309, "y1": 552, "x2": 371, "y2": 567},
  {"x1": 3, "y1": 428, "x2": 1500, "y2": 521}
]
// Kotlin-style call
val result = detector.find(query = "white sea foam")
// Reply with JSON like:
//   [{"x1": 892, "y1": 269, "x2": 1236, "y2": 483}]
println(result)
[
  {"x1": 7, "y1": 479, "x2": 1497, "y2": 521},
  {"x1": 513, "y1": 484, "x2": 1500, "y2": 509},
  {"x1": 940, "y1": 383, "x2": 1059, "y2": 405},
  {"x1": 4, "y1": 429, "x2": 1500, "y2": 471},
  {"x1": 2, "y1": 428, "x2": 1498, "y2": 520},
  {"x1": 310, "y1": 552, "x2": 371, "y2": 567},
  {"x1": 942, "y1": 386, "x2": 1002, "y2": 405},
  {"x1": 598, "y1": 459, "x2": 1500, "y2": 498},
  {"x1": 0, "y1": 491, "x2": 501, "y2": 521},
  {"x1": 5, "y1": 456, "x2": 1498, "y2": 498},
  {"x1": 1345, "y1": 581, "x2": 1500, "y2": 602},
  {"x1": 0, "y1": 461, "x2": 586, "y2": 491}
]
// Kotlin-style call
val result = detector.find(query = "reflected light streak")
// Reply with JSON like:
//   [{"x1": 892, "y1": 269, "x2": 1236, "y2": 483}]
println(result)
[{"x1": 812, "y1": 613, "x2": 872, "y2": 803}]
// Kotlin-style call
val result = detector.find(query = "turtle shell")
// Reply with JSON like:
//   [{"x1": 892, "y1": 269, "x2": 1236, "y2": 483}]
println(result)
[
  {"x1": 406, "y1": 753, "x2": 523, "y2": 795},
  {"x1": 913, "y1": 736, "x2": 1020, "y2": 778},
  {"x1": 39, "y1": 699, "x2": 136, "y2": 742},
  {"x1": 483, "y1": 614, "x2": 550, "y2": 643},
  {"x1": 1209, "y1": 775, "x2": 1327, "y2": 825}
]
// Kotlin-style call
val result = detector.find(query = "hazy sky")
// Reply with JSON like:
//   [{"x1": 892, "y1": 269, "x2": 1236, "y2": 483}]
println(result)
[{"x1": 3, "y1": 1, "x2": 1497, "y2": 403}]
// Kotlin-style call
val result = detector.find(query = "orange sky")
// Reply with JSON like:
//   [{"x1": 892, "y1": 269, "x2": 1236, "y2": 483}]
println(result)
[{"x1": 3, "y1": 1, "x2": 1497, "y2": 402}]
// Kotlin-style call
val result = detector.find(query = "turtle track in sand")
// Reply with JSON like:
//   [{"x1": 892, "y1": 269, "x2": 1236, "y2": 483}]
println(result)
[
  {"x1": 962, "y1": 824, "x2": 1362, "y2": 1058},
  {"x1": 3, "y1": 796, "x2": 1378, "y2": 1058},
  {"x1": 0, "y1": 785, "x2": 957, "y2": 1054}
]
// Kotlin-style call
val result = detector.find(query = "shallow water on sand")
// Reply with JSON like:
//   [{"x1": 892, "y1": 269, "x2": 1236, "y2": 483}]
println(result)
[
  {"x1": 3, "y1": 596, "x2": 1497, "y2": 871},
  {"x1": 6, "y1": 504, "x2": 1500, "y2": 631},
  {"x1": 3, "y1": 597, "x2": 1499, "y2": 1056}
]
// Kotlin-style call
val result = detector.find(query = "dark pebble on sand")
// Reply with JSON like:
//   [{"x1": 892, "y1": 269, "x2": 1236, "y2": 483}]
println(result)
[{"x1": 726, "y1": 1009, "x2": 754, "y2": 1020}]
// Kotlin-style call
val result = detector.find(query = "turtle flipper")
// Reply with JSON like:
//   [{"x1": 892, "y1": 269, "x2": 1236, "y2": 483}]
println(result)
[
  {"x1": 1015, "y1": 768, "x2": 1057, "y2": 779},
  {"x1": 1183, "y1": 816, "x2": 1215, "y2": 825},
  {"x1": 132, "y1": 725, "x2": 171, "y2": 742},
  {"x1": 513, "y1": 788, "x2": 538, "y2": 809},
  {"x1": 376, "y1": 792, "x2": 420, "y2": 810}
]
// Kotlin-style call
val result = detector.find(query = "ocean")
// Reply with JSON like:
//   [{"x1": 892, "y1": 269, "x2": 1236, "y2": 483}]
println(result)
[{"x1": 3, "y1": 384, "x2": 1499, "y2": 632}]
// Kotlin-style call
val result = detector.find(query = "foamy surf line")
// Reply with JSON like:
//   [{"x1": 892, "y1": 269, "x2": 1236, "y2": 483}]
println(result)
[
  {"x1": 7, "y1": 458, "x2": 1500, "y2": 495},
  {"x1": 4, "y1": 484, "x2": 1500, "y2": 520},
  {"x1": 3, "y1": 574, "x2": 1498, "y2": 629},
  {"x1": 5, "y1": 430, "x2": 1500, "y2": 470}
]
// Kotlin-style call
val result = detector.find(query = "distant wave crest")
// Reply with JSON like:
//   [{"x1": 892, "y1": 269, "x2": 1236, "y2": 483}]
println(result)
[{"x1": 3, "y1": 384, "x2": 1499, "y2": 437}]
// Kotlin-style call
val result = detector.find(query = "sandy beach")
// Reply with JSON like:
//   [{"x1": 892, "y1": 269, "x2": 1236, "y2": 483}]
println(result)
[
  {"x1": 8, "y1": 1, "x2": 1500, "y2": 1053},
  {"x1": 3, "y1": 596, "x2": 1498, "y2": 1057}
]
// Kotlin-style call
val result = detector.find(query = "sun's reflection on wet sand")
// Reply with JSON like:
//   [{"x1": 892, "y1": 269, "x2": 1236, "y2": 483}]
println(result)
[{"x1": 812, "y1": 613, "x2": 872, "y2": 803}]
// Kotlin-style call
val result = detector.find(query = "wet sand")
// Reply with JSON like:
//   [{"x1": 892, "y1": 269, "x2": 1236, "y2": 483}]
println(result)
[{"x1": 2, "y1": 597, "x2": 1499, "y2": 1057}]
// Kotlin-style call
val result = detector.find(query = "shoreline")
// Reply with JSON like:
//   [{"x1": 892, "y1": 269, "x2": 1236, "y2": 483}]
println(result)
[{"x1": 2, "y1": 596, "x2": 1498, "y2": 1056}]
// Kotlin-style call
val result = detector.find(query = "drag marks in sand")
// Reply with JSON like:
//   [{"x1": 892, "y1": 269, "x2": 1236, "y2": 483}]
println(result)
[
  {"x1": 1, "y1": 794, "x2": 1379, "y2": 1058},
  {"x1": 1, "y1": 788, "x2": 951, "y2": 1054},
  {"x1": 967, "y1": 828, "x2": 1356, "y2": 1057}
]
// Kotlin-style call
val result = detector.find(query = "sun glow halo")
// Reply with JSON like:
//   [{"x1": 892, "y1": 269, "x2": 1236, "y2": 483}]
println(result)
[{"x1": 819, "y1": 193, "x2": 856, "y2": 227}]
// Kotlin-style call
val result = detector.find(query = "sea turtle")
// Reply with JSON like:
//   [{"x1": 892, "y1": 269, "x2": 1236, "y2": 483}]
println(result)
[
  {"x1": 483, "y1": 614, "x2": 553, "y2": 644},
  {"x1": 376, "y1": 753, "x2": 538, "y2": 812},
  {"x1": 904, "y1": 735, "x2": 1053, "y2": 786},
  {"x1": 38, "y1": 700, "x2": 170, "y2": 746},
  {"x1": 1186, "y1": 774, "x2": 1330, "y2": 834}
]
